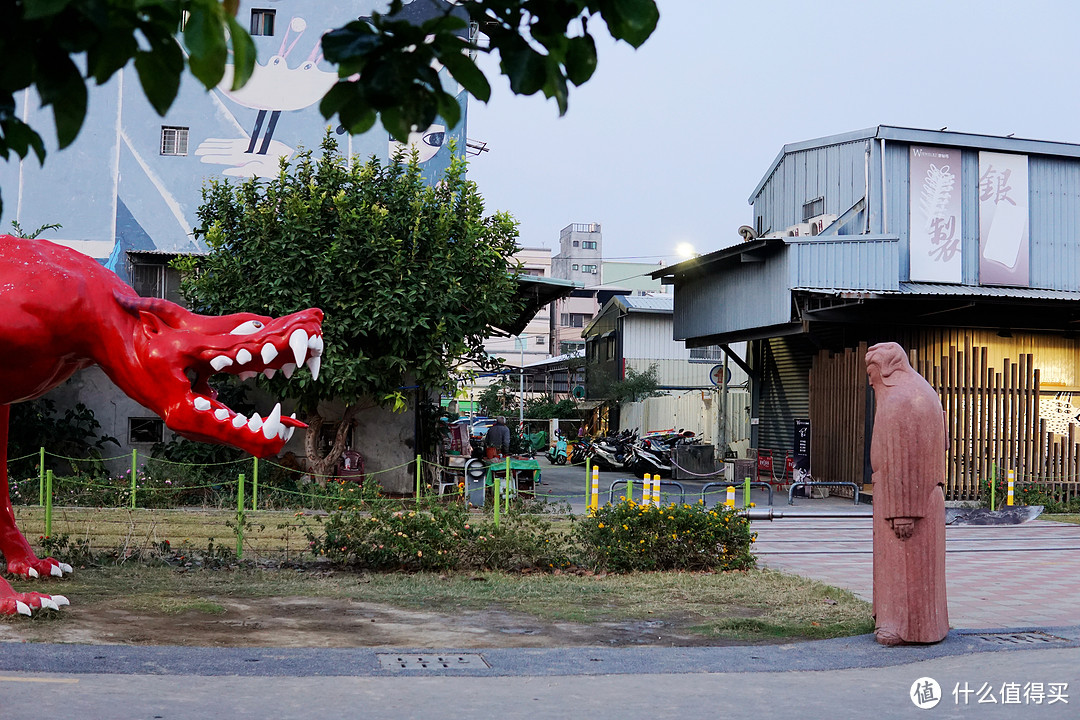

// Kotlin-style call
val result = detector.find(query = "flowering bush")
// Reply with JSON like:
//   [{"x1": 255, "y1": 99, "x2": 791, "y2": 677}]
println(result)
[
  {"x1": 309, "y1": 499, "x2": 571, "y2": 572},
  {"x1": 574, "y1": 500, "x2": 757, "y2": 573}
]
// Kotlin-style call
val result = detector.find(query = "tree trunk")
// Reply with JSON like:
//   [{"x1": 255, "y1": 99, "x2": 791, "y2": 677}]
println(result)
[{"x1": 304, "y1": 403, "x2": 363, "y2": 485}]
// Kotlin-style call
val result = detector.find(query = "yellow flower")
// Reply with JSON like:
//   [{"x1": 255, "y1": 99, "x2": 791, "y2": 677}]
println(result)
[{"x1": 598, "y1": 523, "x2": 605, "y2": 529}]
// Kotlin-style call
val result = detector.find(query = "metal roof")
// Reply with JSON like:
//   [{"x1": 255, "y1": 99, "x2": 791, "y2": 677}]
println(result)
[
  {"x1": 792, "y1": 282, "x2": 1080, "y2": 302},
  {"x1": 491, "y1": 275, "x2": 579, "y2": 337},
  {"x1": 617, "y1": 295, "x2": 673, "y2": 312},
  {"x1": 749, "y1": 125, "x2": 1080, "y2": 204}
]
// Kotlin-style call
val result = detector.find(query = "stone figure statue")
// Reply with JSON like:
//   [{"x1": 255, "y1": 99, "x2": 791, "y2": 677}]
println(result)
[
  {"x1": 0, "y1": 236, "x2": 323, "y2": 616},
  {"x1": 865, "y1": 342, "x2": 949, "y2": 645}
]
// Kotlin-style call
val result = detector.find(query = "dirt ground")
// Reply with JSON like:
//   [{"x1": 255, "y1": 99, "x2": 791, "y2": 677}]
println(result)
[{"x1": 0, "y1": 596, "x2": 751, "y2": 648}]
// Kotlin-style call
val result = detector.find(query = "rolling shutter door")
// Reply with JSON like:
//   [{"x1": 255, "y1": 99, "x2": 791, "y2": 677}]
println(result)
[{"x1": 758, "y1": 336, "x2": 812, "y2": 456}]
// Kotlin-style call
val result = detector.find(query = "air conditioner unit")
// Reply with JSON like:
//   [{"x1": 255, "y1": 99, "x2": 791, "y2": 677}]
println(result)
[
  {"x1": 807, "y1": 214, "x2": 838, "y2": 236},
  {"x1": 786, "y1": 223, "x2": 813, "y2": 237}
]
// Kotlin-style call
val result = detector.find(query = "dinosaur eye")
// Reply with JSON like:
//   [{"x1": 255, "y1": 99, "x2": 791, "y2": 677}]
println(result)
[{"x1": 230, "y1": 321, "x2": 264, "y2": 335}]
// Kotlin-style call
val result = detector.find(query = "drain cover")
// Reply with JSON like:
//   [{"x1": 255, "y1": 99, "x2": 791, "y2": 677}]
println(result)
[
  {"x1": 970, "y1": 631, "x2": 1069, "y2": 645},
  {"x1": 377, "y1": 654, "x2": 489, "y2": 670}
]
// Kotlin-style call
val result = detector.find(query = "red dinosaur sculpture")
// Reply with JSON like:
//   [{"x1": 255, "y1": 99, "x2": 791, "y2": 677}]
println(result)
[{"x1": 0, "y1": 236, "x2": 323, "y2": 616}]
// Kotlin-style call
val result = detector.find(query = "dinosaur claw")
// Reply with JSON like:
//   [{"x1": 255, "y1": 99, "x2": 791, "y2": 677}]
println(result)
[
  {"x1": 51, "y1": 595, "x2": 70, "y2": 607},
  {"x1": 50, "y1": 564, "x2": 63, "y2": 577},
  {"x1": 40, "y1": 597, "x2": 59, "y2": 611},
  {"x1": 59, "y1": 563, "x2": 72, "y2": 574},
  {"x1": 16, "y1": 601, "x2": 31, "y2": 616},
  {"x1": 28, "y1": 567, "x2": 38, "y2": 579}
]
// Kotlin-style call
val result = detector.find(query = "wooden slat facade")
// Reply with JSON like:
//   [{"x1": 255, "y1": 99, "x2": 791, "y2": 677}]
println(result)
[{"x1": 810, "y1": 341, "x2": 1080, "y2": 502}]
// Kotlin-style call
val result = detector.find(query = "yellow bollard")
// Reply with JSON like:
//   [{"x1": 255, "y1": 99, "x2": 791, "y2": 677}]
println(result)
[
  {"x1": 1007, "y1": 468, "x2": 1015, "y2": 506},
  {"x1": 590, "y1": 466, "x2": 599, "y2": 513},
  {"x1": 725, "y1": 485, "x2": 736, "y2": 508},
  {"x1": 643, "y1": 474, "x2": 652, "y2": 507}
]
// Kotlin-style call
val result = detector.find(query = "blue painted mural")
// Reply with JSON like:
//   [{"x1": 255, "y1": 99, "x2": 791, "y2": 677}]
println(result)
[{"x1": 0, "y1": 0, "x2": 468, "y2": 280}]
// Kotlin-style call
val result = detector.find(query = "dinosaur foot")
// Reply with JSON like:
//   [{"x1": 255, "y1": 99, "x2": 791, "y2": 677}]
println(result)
[
  {"x1": 7, "y1": 555, "x2": 73, "y2": 579},
  {"x1": 0, "y1": 577, "x2": 69, "y2": 616}
]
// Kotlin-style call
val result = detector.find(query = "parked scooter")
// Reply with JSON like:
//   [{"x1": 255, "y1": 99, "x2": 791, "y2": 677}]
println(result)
[
  {"x1": 591, "y1": 429, "x2": 637, "y2": 472},
  {"x1": 546, "y1": 431, "x2": 568, "y2": 465},
  {"x1": 630, "y1": 441, "x2": 671, "y2": 478}
]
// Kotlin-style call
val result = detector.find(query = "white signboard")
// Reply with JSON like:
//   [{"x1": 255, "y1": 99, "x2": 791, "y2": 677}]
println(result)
[
  {"x1": 979, "y1": 151, "x2": 1029, "y2": 287},
  {"x1": 909, "y1": 146, "x2": 963, "y2": 283}
]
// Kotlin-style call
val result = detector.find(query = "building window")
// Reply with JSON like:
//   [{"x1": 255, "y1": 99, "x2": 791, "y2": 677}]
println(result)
[
  {"x1": 571, "y1": 264, "x2": 579, "y2": 271},
  {"x1": 535, "y1": 335, "x2": 545, "y2": 345},
  {"x1": 572, "y1": 241, "x2": 580, "y2": 247},
  {"x1": 582, "y1": 264, "x2": 597, "y2": 274},
  {"x1": 560, "y1": 313, "x2": 590, "y2": 328},
  {"x1": 689, "y1": 345, "x2": 725, "y2": 363},
  {"x1": 582, "y1": 241, "x2": 597, "y2": 250},
  {"x1": 250, "y1": 9, "x2": 276, "y2": 36},
  {"x1": 160, "y1": 126, "x2": 188, "y2": 156},
  {"x1": 129, "y1": 417, "x2": 163, "y2": 444},
  {"x1": 802, "y1": 196, "x2": 825, "y2": 221}
]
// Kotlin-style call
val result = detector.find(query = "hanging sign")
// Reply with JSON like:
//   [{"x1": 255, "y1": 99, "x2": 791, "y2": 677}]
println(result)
[
  {"x1": 909, "y1": 146, "x2": 963, "y2": 283},
  {"x1": 979, "y1": 151, "x2": 1029, "y2": 287}
]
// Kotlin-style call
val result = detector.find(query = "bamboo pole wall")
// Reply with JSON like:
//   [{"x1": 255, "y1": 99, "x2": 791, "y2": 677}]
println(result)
[{"x1": 811, "y1": 342, "x2": 1079, "y2": 502}]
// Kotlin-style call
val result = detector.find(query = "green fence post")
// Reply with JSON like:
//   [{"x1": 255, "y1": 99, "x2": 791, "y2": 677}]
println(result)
[
  {"x1": 744, "y1": 477, "x2": 751, "y2": 508},
  {"x1": 504, "y1": 457, "x2": 511, "y2": 515},
  {"x1": 38, "y1": 447, "x2": 45, "y2": 506},
  {"x1": 990, "y1": 463, "x2": 997, "y2": 512},
  {"x1": 236, "y1": 472, "x2": 245, "y2": 559},
  {"x1": 130, "y1": 449, "x2": 137, "y2": 509},
  {"x1": 493, "y1": 463, "x2": 501, "y2": 528},
  {"x1": 45, "y1": 469, "x2": 54, "y2": 538},
  {"x1": 626, "y1": 476, "x2": 633, "y2": 504},
  {"x1": 416, "y1": 454, "x2": 422, "y2": 500},
  {"x1": 252, "y1": 457, "x2": 259, "y2": 511}
]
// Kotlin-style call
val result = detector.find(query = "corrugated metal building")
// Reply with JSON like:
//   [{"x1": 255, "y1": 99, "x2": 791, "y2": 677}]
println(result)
[{"x1": 655, "y1": 126, "x2": 1080, "y2": 496}]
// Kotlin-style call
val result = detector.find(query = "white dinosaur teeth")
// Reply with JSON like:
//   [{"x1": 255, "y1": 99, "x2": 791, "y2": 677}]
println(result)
[
  {"x1": 51, "y1": 595, "x2": 69, "y2": 606},
  {"x1": 261, "y1": 343, "x2": 279, "y2": 364},
  {"x1": 289, "y1": 329, "x2": 309, "y2": 367},
  {"x1": 281, "y1": 363, "x2": 296, "y2": 379},
  {"x1": 232, "y1": 414, "x2": 248, "y2": 428},
  {"x1": 247, "y1": 413, "x2": 264, "y2": 432},
  {"x1": 277, "y1": 423, "x2": 288, "y2": 440},
  {"x1": 236, "y1": 348, "x2": 252, "y2": 365},
  {"x1": 194, "y1": 397, "x2": 212, "y2": 411},
  {"x1": 16, "y1": 601, "x2": 30, "y2": 616},
  {"x1": 58, "y1": 563, "x2": 72, "y2": 574},
  {"x1": 50, "y1": 564, "x2": 63, "y2": 577},
  {"x1": 263, "y1": 368, "x2": 276, "y2": 379},
  {"x1": 262, "y1": 404, "x2": 282, "y2": 440},
  {"x1": 214, "y1": 408, "x2": 231, "y2": 421},
  {"x1": 308, "y1": 334, "x2": 324, "y2": 355},
  {"x1": 238, "y1": 371, "x2": 257, "y2": 381},
  {"x1": 285, "y1": 426, "x2": 295, "y2": 442},
  {"x1": 307, "y1": 356, "x2": 321, "y2": 381},
  {"x1": 210, "y1": 355, "x2": 234, "y2": 371},
  {"x1": 41, "y1": 597, "x2": 59, "y2": 611}
]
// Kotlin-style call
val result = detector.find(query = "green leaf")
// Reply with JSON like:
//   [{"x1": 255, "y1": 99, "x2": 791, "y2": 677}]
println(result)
[
  {"x1": 134, "y1": 43, "x2": 183, "y2": 116},
  {"x1": 436, "y1": 47, "x2": 491, "y2": 103},
  {"x1": 34, "y1": 53, "x2": 87, "y2": 148},
  {"x1": 226, "y1": 16, "x2": 256, "y2": 91},
  {"x1": 499, "y1": 40, "x2": 547, "y2": 96},
  {"x1": 22, "y1": 0, "x2": 71, "y2": 21},
  {"x1": 564, "y1": 35, "x2": 598, "y2": 86},
  {"x1": 435, "y1": 90, "x2": 461, "y2": 130},
  {"x1": 599, "y1": 0, "x2": 660, "y2": 48},
  {"x1": 184, "y1": 5, "x2": 228, "y2": 88}
]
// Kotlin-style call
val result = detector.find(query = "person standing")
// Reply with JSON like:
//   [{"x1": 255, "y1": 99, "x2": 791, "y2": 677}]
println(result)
[{"x1": 485, "y1": 416, "x2": 511, "y2": 458}]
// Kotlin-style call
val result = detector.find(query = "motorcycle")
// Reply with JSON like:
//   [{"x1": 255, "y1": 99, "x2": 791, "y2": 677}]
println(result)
[
  {"x1": 630, "y1": 440, "x2": 671, "y2": 478},
  {"x1": 590, "y1": 429, "x2": 636, "y2": 472},
  {"x1": 570, "y1": 436, "x2": 593, "y2": 465},
  {"x1": 546, "y1": 431, "x2": 568, "y2": 465}
]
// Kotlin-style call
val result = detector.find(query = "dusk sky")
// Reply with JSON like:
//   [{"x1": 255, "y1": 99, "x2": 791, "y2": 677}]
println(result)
[{"x1": 466, "y1": 0, "x2": 1080, "y2": 266}]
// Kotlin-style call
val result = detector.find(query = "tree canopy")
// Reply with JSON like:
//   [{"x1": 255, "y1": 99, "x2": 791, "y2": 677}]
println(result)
[
  {"x1": 177, "y1": 132, "x2": 522, "y2": 473},
  {"x1": 0, "y1": 0, "x2": 659, "y2": 214}
]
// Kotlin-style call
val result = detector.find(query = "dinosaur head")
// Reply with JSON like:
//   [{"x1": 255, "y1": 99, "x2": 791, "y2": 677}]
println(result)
[{"x1": 114, "y1": 292, "x2": 324, "y2": 457}]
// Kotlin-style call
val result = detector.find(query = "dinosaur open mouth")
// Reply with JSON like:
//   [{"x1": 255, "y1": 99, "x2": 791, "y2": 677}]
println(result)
[{"x1": 187, "y1": 328, "x2": 323, "y2": 444}]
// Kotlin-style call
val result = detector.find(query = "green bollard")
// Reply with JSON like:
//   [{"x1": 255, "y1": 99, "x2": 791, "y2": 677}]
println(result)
[
  {"x1": 585, "y1": 457, "x2": 591, "y2": 507},
  {"x1": 744, "y1": 477, "x2": 751, "y2": 508},
  {"x1": 45, "y1": 469, "x2": 53, "y2": 538},
  {"x1": 493, "y1": 463, "x2": 501, "y2": 528},
  {"x1": 252, "y1": 457, "x2": 259, "y2": 511},
  {"x1": 415, "y1": 454, "x2": 422, "y2": 500},
  {"x1": 990, "y1": 463, "x2": 997, "y2": 512},
  {"x1": 236, "y1": 472, "x2": 245, "y2": 559},
  {"x1": 626, "y1": 476, "x2": 633, "y2": 504}
]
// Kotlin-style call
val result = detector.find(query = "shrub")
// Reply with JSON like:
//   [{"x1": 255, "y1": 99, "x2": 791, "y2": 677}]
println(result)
[
  {"x1": 976, "y1": 471, "x2": 1080, "y2": 513},
  {"x1": 574, "y1": 500, "x2": 757, "y2": 573}
]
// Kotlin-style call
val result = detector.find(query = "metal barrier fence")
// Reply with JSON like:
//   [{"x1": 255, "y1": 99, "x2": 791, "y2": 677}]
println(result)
[
  {"x1": 701, "y1": 481, "x2": 774, "y2": 507},
  {"x1": 607, "y1": 479, "x2": 686, "y2": 505},
  {"x1": 787, "y1": 482, "x2": 862, "y2": 506}
]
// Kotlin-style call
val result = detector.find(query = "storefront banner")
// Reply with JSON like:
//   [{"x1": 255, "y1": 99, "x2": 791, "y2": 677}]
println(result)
[
  {"x1": 979, "y1": 151, "x2": 1029, "y2": 287},
  {"x1": 910, "y1": 146, "x2": 963, "y2": 283}
]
